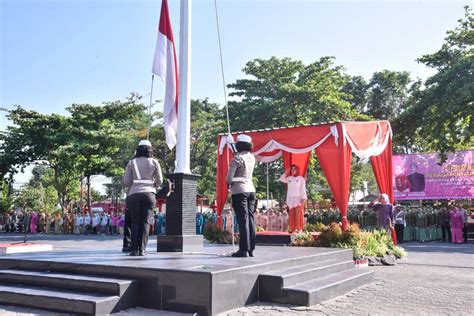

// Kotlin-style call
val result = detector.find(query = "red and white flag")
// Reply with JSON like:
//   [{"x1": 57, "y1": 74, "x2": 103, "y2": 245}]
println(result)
[{"x1": 152, "y1": 0, "x2": 178, "y2": 150}]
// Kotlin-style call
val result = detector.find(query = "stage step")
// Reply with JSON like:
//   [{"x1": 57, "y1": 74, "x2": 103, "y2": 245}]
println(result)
[
  {"x1": 0, "y1": 269, "x2": 138, "y2": 315},
  {"x1": 0, "y1": 284, "x2": 121, "y2": 314},
  {"x1": 265, "y1": 268, "x2": 374, "y2": 306},
  {"x1": 0, "y1": 269, "x2": 135, "y2": 296},
  {"x1": 259, "y1": 258, "x2": 355, "y2": 300}
]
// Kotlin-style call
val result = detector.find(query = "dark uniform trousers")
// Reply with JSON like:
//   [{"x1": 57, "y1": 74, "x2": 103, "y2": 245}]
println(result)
[
  {"x1": 441, "y1": 224, "x2": 452, "y2": 242},
  {"x1": 395, "y1": 224, "x2": 404, "y2": 244},
  {"x1": 122, "y1": 204, "x2": 132, "y2": 249},
  {"x1": 128, "y1": 192, "x2": 156, "y2": 252},
  {"x1": 232, "y1": 192, "x2": 256, "y2": 252}
]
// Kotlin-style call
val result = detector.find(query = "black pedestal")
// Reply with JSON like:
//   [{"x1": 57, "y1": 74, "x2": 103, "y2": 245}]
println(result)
[{"x1": 157, "y1": 173, "x2": 203, "y2": 252}]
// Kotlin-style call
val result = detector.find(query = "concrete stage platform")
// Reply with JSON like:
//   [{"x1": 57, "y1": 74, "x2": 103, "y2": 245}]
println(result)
[
  {"x1": 0, "y1": 244, "x2": 374, "y2": 315},
  {"x1": 0, "y1": 243, "x2": 53, "y2": 256}
]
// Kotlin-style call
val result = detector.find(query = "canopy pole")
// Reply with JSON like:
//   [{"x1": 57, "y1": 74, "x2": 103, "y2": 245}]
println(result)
[{"x1": 266, "y1": 163, "x2": 270, "y2": 208}]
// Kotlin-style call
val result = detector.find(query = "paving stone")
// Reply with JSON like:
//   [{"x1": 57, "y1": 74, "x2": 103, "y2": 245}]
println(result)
[{"x1": 223, "y1": 261, "x2": 474, "y2": 315}]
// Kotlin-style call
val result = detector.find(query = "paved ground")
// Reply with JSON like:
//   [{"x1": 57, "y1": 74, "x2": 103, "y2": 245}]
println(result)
[
  {"x1": 219, "y1": 241, "x2": 474, "y2": 316},
  {"x1": 220, "y1": 264, "x2": 473, "y2": 315},
  {"x1": 0, "y1": 234, "x2": 472, "y2": 315}
]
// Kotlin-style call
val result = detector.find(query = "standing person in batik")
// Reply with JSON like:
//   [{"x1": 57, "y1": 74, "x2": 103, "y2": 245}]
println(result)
[
  {"x1": 54, "y1": 213, "x2": 62, "y2": 234},
  {"x1": 370, "y1": 193, "x2": 394, "y2": 232},
  {"x1": 282, "y1": 210, "x2": 289, "y2": 232},
  {"x1": 279, "y1": 165, "x2": 307, "y2": 232},
  {"x1": 29, "y1": 211, "x2": 38, "y2": 234}
]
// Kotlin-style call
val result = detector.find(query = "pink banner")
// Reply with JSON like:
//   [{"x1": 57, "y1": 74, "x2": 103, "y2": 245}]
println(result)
[{"x1": 393, "y1": 150, "x2": 474, "y2": 200}]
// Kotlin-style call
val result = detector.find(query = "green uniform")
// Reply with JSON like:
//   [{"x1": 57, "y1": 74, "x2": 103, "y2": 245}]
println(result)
[{"x1": 415, "y1": 211, "x2": 428, "y2": 242}]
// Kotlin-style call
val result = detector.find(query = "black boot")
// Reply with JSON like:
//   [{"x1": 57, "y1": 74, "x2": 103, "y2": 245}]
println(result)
[{"x1": 231, "y1": 250, "x2": 248, "y2": 257}]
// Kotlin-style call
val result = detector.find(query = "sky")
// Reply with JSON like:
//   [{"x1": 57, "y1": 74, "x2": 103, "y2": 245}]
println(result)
[{"x1": 0, "y1": 0, "x2": 471, "y2": 189}]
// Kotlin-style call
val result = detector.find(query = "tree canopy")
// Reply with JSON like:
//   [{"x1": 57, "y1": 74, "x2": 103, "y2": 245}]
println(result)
[{"x1": 393, "y1": 6, "x2": 473, "y2": 161}]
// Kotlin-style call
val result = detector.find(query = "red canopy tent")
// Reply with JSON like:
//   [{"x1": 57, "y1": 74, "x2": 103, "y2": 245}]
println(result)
[{"x1": 216, "y1": 121, "x2": 393, "y2": 231}]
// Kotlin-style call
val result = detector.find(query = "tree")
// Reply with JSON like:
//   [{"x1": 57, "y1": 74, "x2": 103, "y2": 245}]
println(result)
[
  {"x1": 1, "y1": 94, "x2": 148, "y2": 213},
  {"x1": 227, "y1": 56, "x2": 370, "y2": 200},
  {"x1": 0, "y1": 180, "x2": 13, "y2": 213},
  {"x1": 15, "y1": 182, "x2": 58, "y2": 213},
  {"x1": 0, "y1": 107, "x2": 81, "y2": 211},
  {"x1": 342, "y1": 75, "x2": 368, "y2": 113},
  {"x1": 365, "y1": 70, "x2": 411, "y2": 120},
  {"x1": 227, "y1": 56, "x2": 368, "y2": 132},
  {"x1": 0, "y1": 107, "x2": 67, "y2": 180},
  {"x1": 66, "y1": 95, "x2": 147, "y2": 214},
  {"x1": 189, "y1": 99, "x2": 226, "y2": 199},
  {"x1": 394, "y1": 6, "x2": 474, "y2": 161}
]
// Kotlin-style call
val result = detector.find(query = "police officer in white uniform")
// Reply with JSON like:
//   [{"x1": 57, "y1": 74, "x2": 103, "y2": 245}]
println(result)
[
  {"x1": 226, "y1": 134, "x2": 257, "y2": 257},
  {"x1": 123, "y1": 140, "x2": 163, "y2": 256}
]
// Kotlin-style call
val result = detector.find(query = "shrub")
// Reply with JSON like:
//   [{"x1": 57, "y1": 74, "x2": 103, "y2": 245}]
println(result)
[
  {"x1": 391, "y1": 246, "x2": 407, "y2": 259},
  {"x1": 203, "y1": 223, "x2": 238, "y2": 244},
  {"x1": 292, "y1": 230, "x2": 317, "y2": 247},
  {"x1": 309, "y1": 223, "x2": 407, "y2": 260},
  {"x1": 305, "y1": 222, "x2": 327, "y2": 232},
  {"x1": 360, "y1": 232, "x2": 388, "y2": 257},
  {"x1": 317, "y1": 223, "x2": 361, "y2": 248}
]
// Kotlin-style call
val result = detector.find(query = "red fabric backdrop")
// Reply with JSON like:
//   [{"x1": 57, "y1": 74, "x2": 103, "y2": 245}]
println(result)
[
  {"x1": 215, "y1": 121, "x2": 393, "y2": 231},
  {"x1": 282, "y1": 152, "x2": 312, "y2": 176},
  {"x1": 370, "y1": 137, "x2": 394, "y2": 204},
  {"x1": 314, "y1": 123, "x2": 352, "y2": 231}
]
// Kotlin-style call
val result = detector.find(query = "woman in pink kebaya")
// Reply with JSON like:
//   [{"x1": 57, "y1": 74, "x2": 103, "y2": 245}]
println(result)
[{"x1": 449, "y1": 206, "x2": 464, "y2": 244}]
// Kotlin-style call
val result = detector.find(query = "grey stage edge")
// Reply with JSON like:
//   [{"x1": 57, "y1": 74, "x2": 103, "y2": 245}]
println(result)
[{"x1": 0, "y1": 245, "x2": 374, "y2": 315}]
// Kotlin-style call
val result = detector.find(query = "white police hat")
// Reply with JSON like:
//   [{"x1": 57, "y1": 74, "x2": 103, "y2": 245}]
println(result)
[
  {"x1": 138, "y1": 140, "x2": 152, "y2": 147},
  {"x1": 236, "y1": 134, "x2": 252, "y2": 143}
]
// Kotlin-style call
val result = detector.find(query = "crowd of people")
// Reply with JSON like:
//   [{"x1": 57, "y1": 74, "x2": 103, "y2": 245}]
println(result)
[
  {"x1": 0, "y1": 210, "x2": 170, "y2": 237},
  {"x1": 345, "y1": 202, "x2": 470, "y2": 244}
]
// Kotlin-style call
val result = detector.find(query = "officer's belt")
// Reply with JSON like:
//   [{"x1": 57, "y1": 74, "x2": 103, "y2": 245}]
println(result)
[
  {"x1": 133, "y1": 179, "x2": 154, "y2": 184},
  {"x1": 232, "y1": 177, "x2": 251, "y2": 183}
]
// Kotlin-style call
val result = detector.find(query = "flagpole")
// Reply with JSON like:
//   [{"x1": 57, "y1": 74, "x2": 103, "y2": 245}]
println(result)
[
  {"x1": 157, "y1": 0, "x2": 202, "y2": 253},
  {"x1": 175, "y1": 0, "x2": 192, "y2": 173},
  {"x1": 147, "y1": 74, "x2": 155, "y2": 140}
]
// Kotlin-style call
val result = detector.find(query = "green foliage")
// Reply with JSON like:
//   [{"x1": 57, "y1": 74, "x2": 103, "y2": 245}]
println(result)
[
  {"x1": 394, "y1": 6, "x2": 474, "y2": 161},
  {"x1": 365, "y1": 70, "x2": 412, "y2": 120},
  {"x1": 357, "y1": 230, "x2": 390, "y2": 257},
  {"x1": 227, "y1": 56, "x2": 368, "y2": 132},
  {"x1": 203, "y1": 222, "x2": 237, "y2": 244},
  {"x1": 294, "y1": 223, "x2": 407, "y2": 260},
  {"x1": 292, "y1": 230, "x2": 317, "y2": 247},
  {"x1": 391, "y1": 245, "x2": 407, "y2": 259},
  {"x1": 0, "y1": 181, "x2": 13, "y2": 213},
  {"x1": 317, "y1": 223, "x2": 361, "y2": 248},
  {"x1": 0, "y1": 107, "x2": 68, "y2": 180},
  {"x1": 304, "y1": 222, "x2": 327, "y2": 232},
  {"x1": 190, "y1": 99, "x2": 227, "y2": 199},
  {"x1": 66, "y1": 94, "x2": 147, "y2": 179},
  {"x1": 1, "y1": 94, "x2": 148, "y2": 211},
  {"x1": 15, "y1": 182, "x2": 58, "y2": 213},
  {"x1": 342, "y1": 75, "x2": 368, "y2": 113}
]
